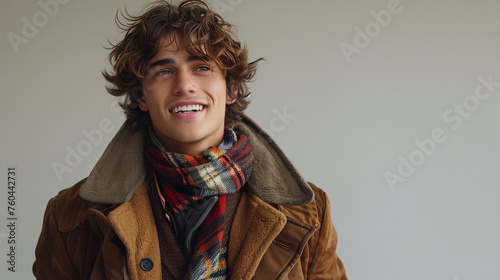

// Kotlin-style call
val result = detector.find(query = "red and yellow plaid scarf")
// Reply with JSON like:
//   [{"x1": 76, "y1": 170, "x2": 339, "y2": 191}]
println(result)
[{"x1": 145, "y1": 131, "x2": 253, "y2": 279}]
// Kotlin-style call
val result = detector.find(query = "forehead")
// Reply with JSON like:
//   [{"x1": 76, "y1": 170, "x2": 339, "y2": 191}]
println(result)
[{"x1": 152, "y1": 34, "x2": 208, "y2": 59}]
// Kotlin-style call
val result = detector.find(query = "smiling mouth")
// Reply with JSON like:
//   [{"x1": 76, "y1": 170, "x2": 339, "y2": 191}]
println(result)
[{"x1": 170, "y1": 104, "x2": 205, "y2": 113}]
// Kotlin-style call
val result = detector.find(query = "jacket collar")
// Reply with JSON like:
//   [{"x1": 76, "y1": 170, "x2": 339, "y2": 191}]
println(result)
[{"x1": 79, "y1": 115, "x2": 313, "y2": 205}]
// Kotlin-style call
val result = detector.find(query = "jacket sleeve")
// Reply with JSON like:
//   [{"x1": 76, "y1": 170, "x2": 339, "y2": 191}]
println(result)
[
  {"x1": 33, "y1": 198, "x2": 79, "y2": 279},
  {"x1": 307, "y1": 185, "x2": 347, "y2": 279}
]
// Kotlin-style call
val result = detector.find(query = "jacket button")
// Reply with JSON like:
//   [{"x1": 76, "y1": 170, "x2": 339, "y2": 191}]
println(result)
[{"x1": 140, "y1": 258, "x2": 154, "y2": 271}]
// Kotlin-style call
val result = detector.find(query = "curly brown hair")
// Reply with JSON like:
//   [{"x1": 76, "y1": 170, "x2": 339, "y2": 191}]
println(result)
[{"x1": 102, "y1": 0, "x2": 262, "y2": 129}]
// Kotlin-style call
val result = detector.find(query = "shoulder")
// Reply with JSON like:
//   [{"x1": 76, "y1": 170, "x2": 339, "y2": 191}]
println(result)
[
  {"x1": 308, "y1": 182, "x2": 331, "y2": 217},
  {"x1": 45, "y1": 178, "x2": 108, "y2": 232}
]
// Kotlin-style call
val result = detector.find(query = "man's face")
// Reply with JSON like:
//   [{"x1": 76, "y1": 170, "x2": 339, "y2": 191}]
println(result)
[{"x1": 138, "y1": 36, "x2": 232, "y2": 155}]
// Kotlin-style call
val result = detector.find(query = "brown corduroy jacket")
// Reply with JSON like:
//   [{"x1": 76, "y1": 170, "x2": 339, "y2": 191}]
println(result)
[{"x1": 33, "y1": 116, "x2": 347, "y2": 279}]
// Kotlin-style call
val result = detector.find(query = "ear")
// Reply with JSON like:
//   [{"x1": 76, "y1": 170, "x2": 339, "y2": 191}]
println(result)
[
  {"x1": 137, "y1": 97, "x2": 149, "y2": 111},
  {"x1": 134, "y1": 86, "x2": 149, "y2": 112},
  {"x1": 226, "y1": 88, "x2": 237, "y2": 105}
]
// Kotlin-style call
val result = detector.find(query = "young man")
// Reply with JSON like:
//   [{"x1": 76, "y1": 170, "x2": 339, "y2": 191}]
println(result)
[{"x1": 33, "y1": 1, "x2": 347, "y2": 279}]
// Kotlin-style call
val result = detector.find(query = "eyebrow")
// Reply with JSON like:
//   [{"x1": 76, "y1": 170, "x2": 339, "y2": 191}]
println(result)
[{"x1": 147, "y1": 56, "x2": 206, "y2": 70}]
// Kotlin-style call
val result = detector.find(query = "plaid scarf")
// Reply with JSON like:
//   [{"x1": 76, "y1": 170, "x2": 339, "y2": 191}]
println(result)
[{"x1": 145, "y1": 130, "x2": 253, "y2": 279}]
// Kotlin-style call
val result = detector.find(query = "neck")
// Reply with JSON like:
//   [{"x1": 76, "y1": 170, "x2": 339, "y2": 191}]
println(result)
[
  {"x1": 148, "y1": 126, "x2": 223, "y2": 156},
  {"x1": 165, "y1": 142, "x2": 213, "y2": 156}
]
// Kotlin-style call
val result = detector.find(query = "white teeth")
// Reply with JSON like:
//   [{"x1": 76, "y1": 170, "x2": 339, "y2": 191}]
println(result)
[{"x1": 171, "y1": 104, "x2": 204, "y2": 113}]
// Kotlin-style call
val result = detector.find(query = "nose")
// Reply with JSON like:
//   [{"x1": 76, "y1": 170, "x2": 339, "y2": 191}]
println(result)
[{"x1": 172, "y1": 68, "x2": 196, "y2": 95}]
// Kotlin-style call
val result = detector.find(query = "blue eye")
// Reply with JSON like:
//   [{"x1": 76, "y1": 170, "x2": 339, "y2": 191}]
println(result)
[
  {"x1": 156, "y1": 69, "x2": 172, "y2": 76},
  {"x1": 197, "y1": 66, "x2": 210, "y2": 71}
]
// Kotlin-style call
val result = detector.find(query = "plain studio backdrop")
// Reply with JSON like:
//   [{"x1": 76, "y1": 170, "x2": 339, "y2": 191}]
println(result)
[{"x1": 1, "y1": 0, "x2": 499, "y2": 279}]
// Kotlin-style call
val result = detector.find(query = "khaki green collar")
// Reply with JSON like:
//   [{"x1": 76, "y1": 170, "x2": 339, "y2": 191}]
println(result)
[{"x1": 80, "y1": 115, "x2": 313, "y2": 206}]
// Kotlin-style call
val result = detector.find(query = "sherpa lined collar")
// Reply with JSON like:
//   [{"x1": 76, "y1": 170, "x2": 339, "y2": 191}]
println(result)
[{"x1": 79, "y1": 115, "x2": 313, "y2": 206}]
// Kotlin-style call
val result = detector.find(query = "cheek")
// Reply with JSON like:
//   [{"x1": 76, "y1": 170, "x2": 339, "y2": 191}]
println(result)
[
  {"x1": 216, "y1": 82, "x2": 229, "y2": 105},
  {"x1": 140, "y1": 94, "x2": 164, "y2": 116}
]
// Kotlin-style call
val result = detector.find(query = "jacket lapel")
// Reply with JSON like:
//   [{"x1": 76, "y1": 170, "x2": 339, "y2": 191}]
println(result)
[
  {"x1": 228, "y1": 188, "x2": 287, "y2": 279},
  {"x1": 228, "y1": 188, "x2": 316, "y2": 279},
  {"x1": 106, "y1": 184, "x2": 162, "y2": 280},
  {"x1": 86, "y1": 208, "x2": 126, "y2": 279}
]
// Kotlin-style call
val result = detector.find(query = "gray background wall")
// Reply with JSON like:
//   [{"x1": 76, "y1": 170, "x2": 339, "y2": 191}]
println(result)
[{"x1": 1, "y1": 0, "x2": 499, "y2": 279}]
